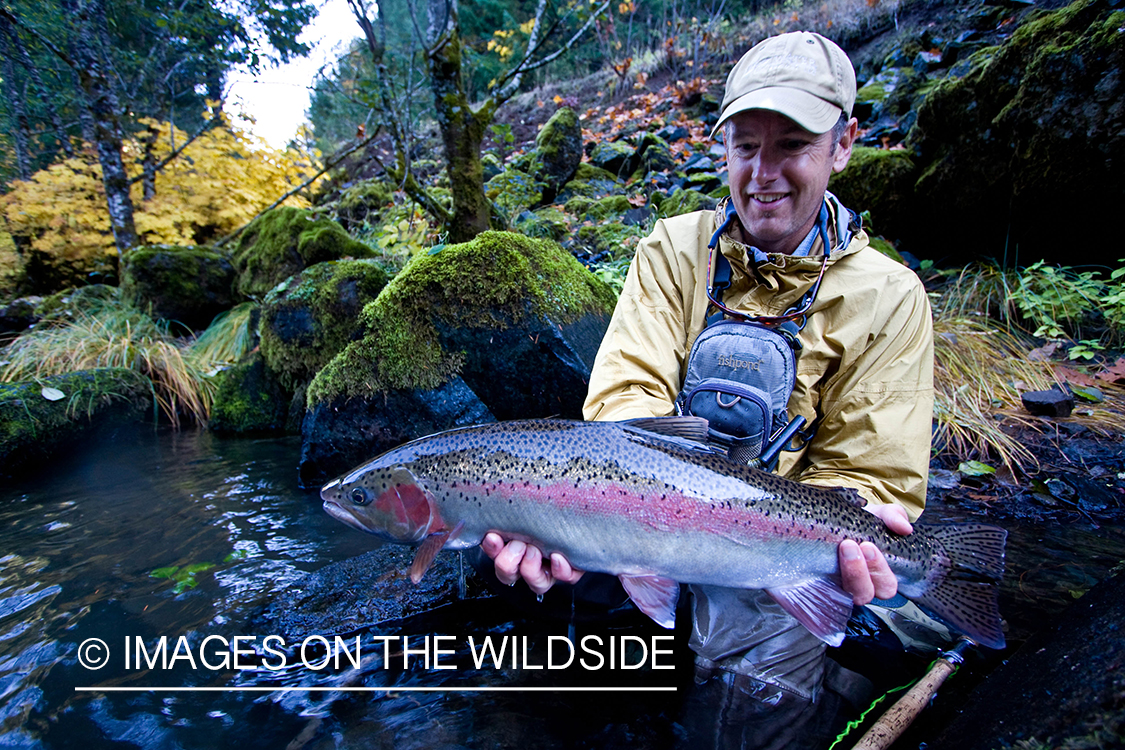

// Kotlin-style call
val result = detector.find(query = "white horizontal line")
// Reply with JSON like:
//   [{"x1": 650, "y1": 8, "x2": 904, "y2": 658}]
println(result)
[{"x1": 76, "y1": 686, "x2": 677, "y2": 693}]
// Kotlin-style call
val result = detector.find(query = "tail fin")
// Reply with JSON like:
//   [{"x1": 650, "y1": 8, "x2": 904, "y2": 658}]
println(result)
[{"x1": 912, "y1": 524, "x2": 1008, "y2": 649}]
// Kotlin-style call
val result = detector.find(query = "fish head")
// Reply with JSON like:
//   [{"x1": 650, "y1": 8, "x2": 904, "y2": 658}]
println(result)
[{"x1": 321, "y1": 464, "x2": 436, "y2": 544}]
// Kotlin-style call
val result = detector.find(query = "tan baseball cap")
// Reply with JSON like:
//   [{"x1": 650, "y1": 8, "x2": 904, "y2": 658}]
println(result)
[{"x1": 712, "y1": 32, "x2": 856, "y2": 138}]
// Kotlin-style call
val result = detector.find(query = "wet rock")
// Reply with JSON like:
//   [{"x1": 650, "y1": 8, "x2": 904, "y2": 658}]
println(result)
[
  {"x1": 930, "y1": 569, "x2": 1125, "y2": 750},
  {"x1": 209, "y1": 351, "x2": 292, "y2": 435},
  {"x1": 299, "y1": 231, "x2": 615, "y2": 487},
  {"x1": 1021, "y1": 387, "x2": 1074, "y2": 417},
  {"x1": 908, "y1": 0, "x2": 1125, "y2": 264},
  {"x1": 250, "y1": 546, "x2": 491, "y2": 640},
  {"x1": 298, "y1": 377, "x2": 494, "y2": 487},
  {"x1": 0, "y1": 368, "x2": 152, "y2": 479},
  {"x1": 587, "y1": 140, "x2": 634, "y2": 177},
  {"x1": 119, "y1": 245, "x2": 236, "y2": 333}
]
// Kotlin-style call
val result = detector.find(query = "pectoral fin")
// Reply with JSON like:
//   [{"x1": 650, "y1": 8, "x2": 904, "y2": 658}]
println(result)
[
  {"x1": 619, "y1": 573, "x2": 680, "y2": 629},
  {"x1": 765, "y1": 578, "x2": 855, "y2": 647},
  {"x1": 409, "y1": 520, "x2": 465, "y2": 584}
]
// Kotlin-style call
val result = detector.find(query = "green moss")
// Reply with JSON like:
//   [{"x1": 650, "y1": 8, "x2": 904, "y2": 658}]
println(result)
[
  {"x1": 573, "y1": 221, "x2": 646, "y2": 259},
  {"x1": 34, "y1": 284, "x2": 119, "y2": 322},
  {"x1": 0, "y1": 368, "x2": 152, "y2": 474},
  {"x1": 258, "y1": 259, "x2": 389, "y2": 388},
  {"x1": 307, "y1": 230, "x2": 616, "y2": 404},
  {"x1": 512, "y1": 207, "x2": 572, "y2": 241},
  {"x1": 660, "y1": 189, "x2": 717, "y2": 218},
  {"x1": 485, "y1": 168, "x2": 546, "y2": 221},
  {"x1": 556, "y1": 163, "x2": 623, "y2": 203},
  {"x1": 231, "y1": 207, "x2": 375, "y2": 298},
  {"x1": 829, "y1": 147, "x2": 916, "y2": 237},
  {"x1": 208, "y1": 352, "x2": 289, "y2": 433}
]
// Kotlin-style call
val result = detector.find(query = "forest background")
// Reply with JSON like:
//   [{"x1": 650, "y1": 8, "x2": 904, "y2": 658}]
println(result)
[{"x1": 2, "y1": 0, "x2": 1125, "y2": 476}]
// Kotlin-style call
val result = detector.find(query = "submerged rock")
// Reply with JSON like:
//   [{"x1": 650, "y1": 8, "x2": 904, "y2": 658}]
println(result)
[
  {"x1": 930, "y1": 570, "x2": 1125, "y2": 750},
  {"x1": 250, "y1": 545, "x2": 491, "y2": 640}
]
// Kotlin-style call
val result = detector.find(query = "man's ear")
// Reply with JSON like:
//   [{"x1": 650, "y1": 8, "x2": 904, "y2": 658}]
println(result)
[{"x1": 832, "y1": 118, "x2": 859, "y2": 173}]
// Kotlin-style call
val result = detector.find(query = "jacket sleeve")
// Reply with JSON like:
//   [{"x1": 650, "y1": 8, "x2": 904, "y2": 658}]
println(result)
[
  {"x1": 583, "y1": 221, "x2": 695, "y2": 421},
  {"x1": 789, "y1": 278, "x2": 934, "y2": 521}
]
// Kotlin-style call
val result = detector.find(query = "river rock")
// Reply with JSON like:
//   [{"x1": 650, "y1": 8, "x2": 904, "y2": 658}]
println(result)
[
  {"x1": 298, "y1": 377, "x2": 495, "y2": 487},
  {"x1": 907, "y1": 0, "x2": 1125, "y2": 264},
  {"x1": 119, "y1": 245, "x2": 236, "y2": 332},
  {"x1": 0, "y1": 368, "x2": 152, "y2": 479},
  {"x1": 298, "y1": 230, "x2": 616, "y2": 487},
  {"x1": 208, "y1": 351, "x2": 292, "y2": 434},
  {"x1": 249, "y1": 545, "x2": 491, "y2": 640},
  {"x1": 929, "y1": 569, "x2": 1125, "y2": 750}
]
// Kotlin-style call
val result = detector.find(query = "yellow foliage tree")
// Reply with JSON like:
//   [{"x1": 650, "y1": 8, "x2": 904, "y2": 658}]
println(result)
[{"x1": 0, "y1": 114, "x2": 321, "y2": 290}]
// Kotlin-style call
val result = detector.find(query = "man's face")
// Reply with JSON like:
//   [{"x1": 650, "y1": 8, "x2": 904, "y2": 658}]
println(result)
[{"x1": 724, "y1": 109, "x2": 855, "y2": 255}]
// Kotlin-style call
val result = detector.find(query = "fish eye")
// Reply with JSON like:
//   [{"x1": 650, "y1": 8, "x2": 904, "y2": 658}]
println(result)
[{"x1": 350, "y1": 487, "x2": 373, "y2": 506}]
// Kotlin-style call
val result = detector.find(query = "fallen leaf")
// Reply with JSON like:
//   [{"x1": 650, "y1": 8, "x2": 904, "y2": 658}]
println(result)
[
  {"x1": 1027, "y1": 341, "x2": 1062, "y2": 361},
  {"x1": 41, "y1": 387, "x2": 65, "y2": 401},
  {"x1": 1055, "y1": 365, "x2": 1096, "y2": 387},
  {"x1": 958, "y1": 460, "x2": 996, "y2": 477},
  {"x1": 1095, "y1": 357, "x2": 1125, "y2": 383}
]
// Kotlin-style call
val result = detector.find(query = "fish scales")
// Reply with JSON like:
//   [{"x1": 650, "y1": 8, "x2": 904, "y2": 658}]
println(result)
[{"x1": 322, "y1": 418, "x2": 1007, "y2": 649}]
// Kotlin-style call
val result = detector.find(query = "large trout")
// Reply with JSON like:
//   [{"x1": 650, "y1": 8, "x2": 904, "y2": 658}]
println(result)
[{"x1": 321, "y1": 418, "x2": 1006, "y2": 649}]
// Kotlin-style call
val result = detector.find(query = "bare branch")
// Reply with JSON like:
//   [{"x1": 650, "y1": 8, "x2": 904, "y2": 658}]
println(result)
[
  {"x1": 493, "y1": 0, "x2": 612, "y2": 104},
  {"x1": 213, "y1": 130, "x2": 382, "y2": 248},
  {"x1": 126, "y1": 112, "x2": 221, "y2": 186}
]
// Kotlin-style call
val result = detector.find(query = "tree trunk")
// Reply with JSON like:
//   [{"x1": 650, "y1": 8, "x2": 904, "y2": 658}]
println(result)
[
  {"x1": 0, "y1": 31, "x2": 33, "y2": 180},
  {"x1": 63, "y1": 0, "x2": 138, "y2": 255},
  {"x1": 2, "y1": 16, "x2": 74, "y2": 160},
  {"x1": 426, "y1": 0, "x2": 491, "y2": 243}
]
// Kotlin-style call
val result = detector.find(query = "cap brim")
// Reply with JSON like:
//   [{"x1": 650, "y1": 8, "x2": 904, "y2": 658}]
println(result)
[{"x1": 710, "y1": 87, "x2": 842, "y2": 140}]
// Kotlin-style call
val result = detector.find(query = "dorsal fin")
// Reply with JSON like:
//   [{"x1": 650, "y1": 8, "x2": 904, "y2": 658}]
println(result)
[{"x1": 622, "y1": 416, "x2": 710, "y2": 443}]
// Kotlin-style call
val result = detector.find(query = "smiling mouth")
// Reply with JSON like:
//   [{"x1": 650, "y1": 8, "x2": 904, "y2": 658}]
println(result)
[{"x1": 752, "y1": 193, "x2": 787, "y2": 204}]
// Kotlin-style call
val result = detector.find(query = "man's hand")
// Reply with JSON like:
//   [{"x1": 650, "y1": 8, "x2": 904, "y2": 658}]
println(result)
[
  {"x1": 838, "y1": 503, "x2": 913, "y2": 606},
  {"x1": 481, "y1": 532, "x2": 585, "y2": 595}
]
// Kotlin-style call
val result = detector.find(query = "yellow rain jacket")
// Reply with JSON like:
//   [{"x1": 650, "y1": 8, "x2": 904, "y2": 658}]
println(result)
[{"x1": 583, "y1": 198, "x2": 934, "y2": 521}]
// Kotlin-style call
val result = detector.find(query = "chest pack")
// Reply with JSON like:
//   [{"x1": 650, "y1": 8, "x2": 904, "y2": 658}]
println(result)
[
  {"x1": 674, "y1": 202, "x2": 838, "y2": 470},
  {"x1": 675, "y1": 318, "x2": 803, "y2": 468}
]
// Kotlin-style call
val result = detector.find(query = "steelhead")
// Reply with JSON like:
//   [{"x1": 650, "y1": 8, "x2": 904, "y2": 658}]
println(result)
[{"x1": 321, "y1": 417, "x2": 1007, "y2": 649}]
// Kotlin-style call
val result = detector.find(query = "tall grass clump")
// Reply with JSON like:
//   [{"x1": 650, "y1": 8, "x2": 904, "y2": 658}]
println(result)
[
  {"x1": 0, "y1": 301, "x2": 255, "y2": 427},
  {"x1": 186, "y1": 302, "x2": 256, "y2": 375}
]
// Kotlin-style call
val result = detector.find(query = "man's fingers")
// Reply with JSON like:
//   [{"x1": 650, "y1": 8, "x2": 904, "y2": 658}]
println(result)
[
  {"x1": 839, "y1": 539, "x2": 874, "y2": 605},
  {"x1": 862, "y1": 542, "x2": 899, "y2": 600},
  {"x1": 481, "y1": 532, "x2": 505, "y2": 560},
  {"x1": 519, "y1": 544, "x2": 554, "y2": 595},
  {"x1": 550, "y1": 553, "x2": 585, "y2": 584},
  {"x1": 493, "y1": 540, "x2": 527, "y2": 586}
]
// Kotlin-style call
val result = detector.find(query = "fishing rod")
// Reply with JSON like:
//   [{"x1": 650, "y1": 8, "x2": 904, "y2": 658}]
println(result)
[{"x1": 849, "y1": 637, "x2": 976, "y2": 750}]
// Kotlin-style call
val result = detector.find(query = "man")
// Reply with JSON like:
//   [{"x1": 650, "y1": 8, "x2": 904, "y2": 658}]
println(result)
[{"x1": 484, "y1": 30, "x2": 933, "y2": 743}]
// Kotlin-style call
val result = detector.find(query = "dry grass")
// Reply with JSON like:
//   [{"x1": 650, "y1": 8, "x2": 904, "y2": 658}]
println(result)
[
  {"x1": 1, "y1": 306, "x2": 214, "y2": 427},
  {"x1": 186, "y1": 302, "x2": 255, "y2": 374}
]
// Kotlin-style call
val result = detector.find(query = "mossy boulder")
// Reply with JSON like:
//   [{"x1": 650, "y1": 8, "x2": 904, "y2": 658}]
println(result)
[
  {"x1": 555, "y1": 163, "x2": 622, "y2": 204},
  {"x1": 659, "y1": 188, "x2": 718, "y2": 218},
  {"x1": 485, "y1": 168, "x2": 546, "y2": 222},
  {"x1": 512, "y1": 207, "x2": 572, "y2": 241},
  {"x1": 34, "y1": 284, "x2": 118, "y2": 323},
  {"x1": 230, "y1": 207, "x2": 375, "y2": 298},
  {"x1": 0, "y1": 368, "x2": 152, "y2": 479},
  {"x1": 119, "y1": 245, "x2": 236, "y2": 332},
  {"x1": 588, "y1": 140, "x2": 634, "y2": 177},
  {"x1": 908, "y1": 0, "x2": 1125, "y2": 264},
  {"x1": 0, "y1": 296, "x2": 43, "y2": 335},
  {"x1": 330, "y1": 180, "x2": 395, "y2": 234},
  {"x1": 828, "y1": 147, "x2": 917, "y2": 240},
  {"x1": 208, "y1": 351, "x2": 292, "y2": 434},
  {"x1": 533, "y1": 107, "x2": 583, "y2": 201},
  {"x1": 258, "y1": 259, "x2": 389, "y2": 390},
  {"x1": 299, "y1": 230, "x2": 616, "y2": 486}
]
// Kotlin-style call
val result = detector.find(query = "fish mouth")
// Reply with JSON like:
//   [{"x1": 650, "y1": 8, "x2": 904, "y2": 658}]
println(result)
[{"x1": 322, "y1": 497, "x2": 372, "y2": 533}]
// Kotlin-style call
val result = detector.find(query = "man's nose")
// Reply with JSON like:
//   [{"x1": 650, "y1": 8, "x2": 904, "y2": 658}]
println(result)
[{"x1": 753, "y1": 146, "x2": 783, "y2": 182}]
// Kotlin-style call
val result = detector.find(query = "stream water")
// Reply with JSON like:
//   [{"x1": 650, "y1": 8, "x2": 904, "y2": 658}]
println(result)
[{"x1": 1, "y1": 427, "x2": 1123, "y2": 749}]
